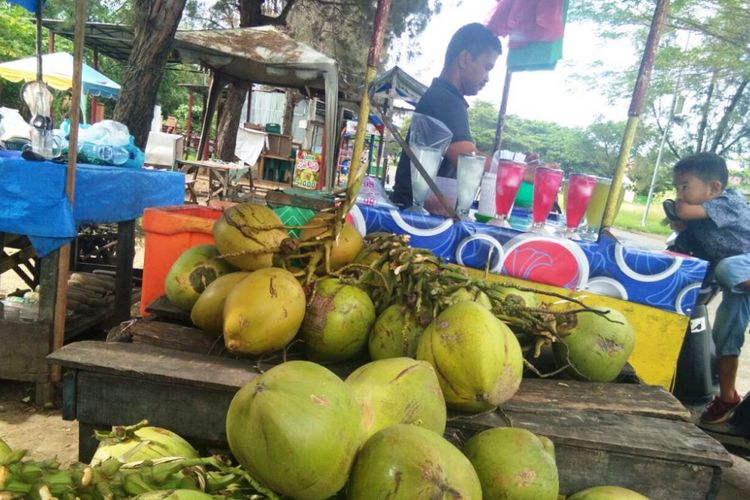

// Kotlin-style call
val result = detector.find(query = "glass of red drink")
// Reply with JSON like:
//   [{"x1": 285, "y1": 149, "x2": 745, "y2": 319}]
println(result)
[
  {"x1": 531, "y1": 166, "x2": 563, "y2": 232},
  {"x1": 565, "y1": 173, "x2": 597, "y2": 238},
  {"x1": 493, "y1": 160, "x2": 526, "y2": 227}
]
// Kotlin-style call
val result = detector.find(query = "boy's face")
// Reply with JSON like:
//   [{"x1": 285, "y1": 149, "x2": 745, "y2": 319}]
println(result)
[{"x1": 673, "y1": 171, "x2": 722, "y2": 205}]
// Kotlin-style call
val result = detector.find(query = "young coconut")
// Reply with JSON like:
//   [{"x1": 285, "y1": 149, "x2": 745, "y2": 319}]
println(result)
[
  {"x1": 347, "y1": 424, "x2": 481, "y2": 500},
  {"x1": 300, "y1": 278, "x2": 375, "y2": 363},
  {"x1": 345, "y1": 358, "x2": 446, "y2": 440},
  {"x1": 464, "y1": 427, "x2": 559, "y2": 500},
  {"x1": 417, "y1": 301, "x2": 523, "y2": 412},
  {"x1": 552, "y1": 307, "x2": 635, "y2": 383},
  {"x1": 223, "y1": 267, "x2": 306, "y2": 355},
  {"x1": 567, "y1": 485, "x2": 648, "y2": 499},
  {"x1": 90, "y1": 422, "x2": 198, "y2": 466},
  {"x1": 226, "y1": 361, "x2": 363, "y2": 500},
  {"x1": 212, "y1": 203, "x2": 287, "y2": 271},
  {"x1": 190, "y1": 272, "x2": 250, "y2": 336},
  {"x1": 368, "y1": 304, "x2": 424, "y2": 360},
  {"x1": 300, "y1": 213, "x2": 364, "y2": 272},
  {"x1": 164, "y1": 245, "x2": 236, "y2": 311}
]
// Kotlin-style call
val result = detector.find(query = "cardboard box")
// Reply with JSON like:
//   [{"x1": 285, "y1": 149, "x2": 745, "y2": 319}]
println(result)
[{"x1": 266, "y1": 133, "x2": 293, "y2": 158}]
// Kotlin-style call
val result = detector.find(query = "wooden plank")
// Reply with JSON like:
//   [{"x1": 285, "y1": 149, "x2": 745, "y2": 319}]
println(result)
[
  {"x1": 49, "y1": 341, "x2": 259, "y2": 391},
  {"x1": 74, "y1": 371, "x2": 235, "y2": 460},
  {"x1": 145, "y1": 295, "x2": 192, "y2": 323},
  {"x1": 450, "y1": 406, "x2": 731, "y2": 468},
  {"x1": 111, "y1": 220, "x2": 135, "y2": 326},
  {"x1": 122, "y1": 319, "x2": 225, "y2": 356},
  {"x1": 507, "y1": 379, "x2": 691, "y2": 421}
]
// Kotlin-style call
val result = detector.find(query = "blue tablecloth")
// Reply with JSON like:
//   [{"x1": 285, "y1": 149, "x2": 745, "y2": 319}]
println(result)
[
  {"x1": 350, "y1": 204, "x2": 709, "y2": 316},
  {"x1": 0, "y1": 151, "x2": 185, "y2": 256}
]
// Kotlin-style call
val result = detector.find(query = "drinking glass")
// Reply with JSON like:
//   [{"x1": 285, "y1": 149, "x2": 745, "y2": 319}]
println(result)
[
  {"x1": 580, "y1": 176, "x2": 612, "y2": 240},
  {"x1": 456, "y1": 153, "x2": 485, "y2": 219},
  {"x1": 493, "y1": 160, "x2": 526, "y2": 227},
  {"x1": 564, "y1": 173, "x2": 597, "y2": 238},
  {"x1": 531, "y1": 166, "x2": 564, "y2": 232},
  {"x1": 409, "y1": 146, "x2": 443, "y2": 214}
]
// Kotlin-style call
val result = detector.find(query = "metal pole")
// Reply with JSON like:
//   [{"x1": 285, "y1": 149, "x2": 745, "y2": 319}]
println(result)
[
  {"x1": 493, "y1": 70, "x2": 513, "y2": 152},
  {"x1": 601, "y1": 0, "x2": 671, "y2": 231},
  {"x1": 641, "y1": 33, "x2": 691, "y2": 226},
  {"x1": 641, "y1": 96, "x2": 677, "y2": 225}
]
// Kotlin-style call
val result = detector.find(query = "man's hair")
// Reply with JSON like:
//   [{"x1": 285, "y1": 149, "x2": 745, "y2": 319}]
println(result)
[
  {"x1": 444, "y1": 23, "x2": 502, "y2": 67},
  {"x1": 674, "y1": 152, "x2": 728, "y2": 189}
]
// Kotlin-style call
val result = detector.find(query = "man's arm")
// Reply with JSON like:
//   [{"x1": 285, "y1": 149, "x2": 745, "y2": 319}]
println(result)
[
  {"x1": 445, "y1": 141, "x2": 492, "y2": 171},
  {"x1": 675, "y1": 200, "x2": 709, "y2": 220}
]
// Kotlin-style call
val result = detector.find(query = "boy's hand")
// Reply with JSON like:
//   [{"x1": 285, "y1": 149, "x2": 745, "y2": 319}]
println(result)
[{"x1": 675, "y1": 200, "x2": 709, "y2": 220}]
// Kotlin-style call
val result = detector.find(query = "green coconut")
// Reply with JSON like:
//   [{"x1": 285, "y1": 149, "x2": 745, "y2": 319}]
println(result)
[
  {"x1": 553, "y1": 307, "x2": 635, "y2": 383},
  {"x1": 491, "y1": 285, "x2": 539, "y2": 308},
  {"x1": 464, "y1": 427, "x2": 559, "y2": 500},
  {"x1": 300, "y1": 278, "x2": 376, "y2": 363},
  {"x1": 134, "y1": 491, "x2": 215, "y2": 500},
  {"x1": 368, "y1": 304, "x2": 424, "y2": 360},
  {"x1": 417, "y1": 301, "x2": 524, "y2": 412},
  {"x1": 223, "y1": 267, "x2": 306, "y2": 355},
  {"x1": 345, "y1": 358, "x2": 446, "y2": 441},
  {"x1": 164, "y1": 244, "x2": 235, "y2": 311},
  {"x1": 212, "y1": 203, "x2": 287, "y2": 270},
  {"x1": 190, "y1": 271, "x2": 250, "y2": 336},
  {"x1": 226, "y1": 361, "x2": 362, "y2": 500},
  {"x1": 347, "y1": 424, "x2": 482, "y2": 500},
  {"x1": 445, "y1": 286, "x2": 492, "y2": 310},
  {"x1": 567, "y1": 485, "x2": 649, "y2": 499},
  {"x1": 90, "y1": 425, "x2": 198, "y2": 466}
]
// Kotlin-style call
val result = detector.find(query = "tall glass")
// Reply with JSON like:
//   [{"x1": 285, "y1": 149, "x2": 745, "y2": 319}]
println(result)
[
  {"x1": 565, "y1": 173, "x2": 597, "y2": 238},
  {"x1": 581, "y1": 176, "x2": 612, "y2": 240},
  {"x1": 531, "y1": 166, "x2": 564, "y2": 232},
  {"x1": 456, "y1": 154, "x2": 485, "y2": 219},
  {"x1": 409, "y1": 146, "x2": 443, "y2": 214},
  {"x1": 493, "y1": 160, "x2": 526, "y2": 227}
]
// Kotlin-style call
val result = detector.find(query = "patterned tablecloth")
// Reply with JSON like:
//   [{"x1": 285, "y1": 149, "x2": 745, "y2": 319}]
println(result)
[{"x1": 349, "y1": 204, "x2": 708, "y2": 316}]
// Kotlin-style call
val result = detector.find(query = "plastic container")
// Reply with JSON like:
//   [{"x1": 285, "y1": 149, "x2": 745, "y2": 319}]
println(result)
[{"x1": 140, "y1": 205, "x2": 224, "y2": 316}]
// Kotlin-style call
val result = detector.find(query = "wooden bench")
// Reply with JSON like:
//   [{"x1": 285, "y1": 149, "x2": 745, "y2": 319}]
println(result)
[{"x1": 49, "y1": 341, "x2": 731, "y2": 499}]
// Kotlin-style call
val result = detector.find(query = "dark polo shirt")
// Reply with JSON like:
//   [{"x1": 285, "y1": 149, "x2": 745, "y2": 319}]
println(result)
[{"x1": 391, "y1": 77, "x2": 473, "y2": 207}]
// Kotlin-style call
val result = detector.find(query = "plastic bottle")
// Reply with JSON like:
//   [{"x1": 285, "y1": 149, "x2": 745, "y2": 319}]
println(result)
[{"x1": 79, "y1": 143, "x2": 130, "y2": 165}]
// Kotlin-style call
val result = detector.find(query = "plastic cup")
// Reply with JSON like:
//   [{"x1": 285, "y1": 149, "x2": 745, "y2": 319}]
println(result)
[
  {"x1": 494, "y1": 161, "x2": 526, "y2": 226},
  {"x1": 565, "y1": 173, "x2": 598, "y2": 237},
  {"x1": 409, "y1": 146, "x2": 443, "y2": 214},
  {"x1": 456, "y1": 154, "x2": 485, "y2": 219},
  {"x1": 531, "y1": 166, "x2": 563, "y2": 231}
]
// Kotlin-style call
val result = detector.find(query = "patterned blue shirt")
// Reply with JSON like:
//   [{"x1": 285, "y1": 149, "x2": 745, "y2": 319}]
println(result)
[{"x1": 687, "y1": 189, "x2": 750, "y2": 262}]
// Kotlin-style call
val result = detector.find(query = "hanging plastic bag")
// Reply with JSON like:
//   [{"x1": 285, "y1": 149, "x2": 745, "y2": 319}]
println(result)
[{"x1": 407, "y1": 113, "x2": 453, "y2": 212}]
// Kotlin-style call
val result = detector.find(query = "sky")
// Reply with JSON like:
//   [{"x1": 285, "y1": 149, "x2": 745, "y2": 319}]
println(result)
[{"x1": 392, "y1": 0, "x2": 639, "y2": 129}]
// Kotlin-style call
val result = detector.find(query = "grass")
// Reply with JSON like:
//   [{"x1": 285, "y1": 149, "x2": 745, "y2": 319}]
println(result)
[{"x1": 613, "y1": 200, "x2": 673, "y2": 236}]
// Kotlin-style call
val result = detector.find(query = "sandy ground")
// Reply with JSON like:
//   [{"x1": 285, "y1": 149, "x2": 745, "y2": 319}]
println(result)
[{"x1": 1, "y1": 227, "x2": 749, "y2": 496}]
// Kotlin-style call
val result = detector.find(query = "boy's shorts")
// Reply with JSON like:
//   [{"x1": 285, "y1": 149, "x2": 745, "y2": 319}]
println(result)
[{"x1": 713, "y1": 253, "x2": 750, "y2": 357}]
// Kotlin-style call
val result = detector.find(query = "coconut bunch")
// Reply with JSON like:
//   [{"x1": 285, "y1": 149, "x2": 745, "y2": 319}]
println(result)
[{"x1": 0, "y1": 430, "x2": 275, "y2": 500}]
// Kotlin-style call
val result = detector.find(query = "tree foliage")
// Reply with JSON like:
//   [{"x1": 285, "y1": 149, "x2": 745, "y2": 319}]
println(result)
[{"x1": 570, "y1": 0, "x2": 750, "y2": 162}]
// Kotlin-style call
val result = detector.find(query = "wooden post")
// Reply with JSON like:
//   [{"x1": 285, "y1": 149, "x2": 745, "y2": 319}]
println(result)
[
  {"x1": 601, "y1": 0, "x2": 671, "y2": 230},
  {"x1": 90, "y1": 49, "x2": 99, "y2": 124},
  {"x1": 51, "y1": 0, "x2": 86, "y2": 384}
]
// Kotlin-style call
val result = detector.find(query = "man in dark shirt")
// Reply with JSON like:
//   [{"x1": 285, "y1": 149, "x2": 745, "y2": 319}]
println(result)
[{"x1": 391, "y1": 23, "x2": 502, "y2": 207}]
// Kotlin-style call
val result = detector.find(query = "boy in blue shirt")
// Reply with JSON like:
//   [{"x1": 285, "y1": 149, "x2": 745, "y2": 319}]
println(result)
[{"x1": 671, "y1": 152, "x2": 750, "y2": 423}]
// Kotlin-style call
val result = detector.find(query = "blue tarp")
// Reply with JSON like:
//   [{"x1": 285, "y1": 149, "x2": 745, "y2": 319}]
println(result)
[
  {"x1": 7, "y1": 0, "x2": 43, "y2": 14},
  {"x1": 0, "y1": 150, "x2": 185, "y2": 256}
]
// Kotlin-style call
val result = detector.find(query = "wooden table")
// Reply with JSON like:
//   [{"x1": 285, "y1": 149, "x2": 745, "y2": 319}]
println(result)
[
  {"x1": 49, "y1": 341, "x2": 731, "y2": 498},
  {"x1": 176, "y1": 159, "x2": 253, "y2": 202}
]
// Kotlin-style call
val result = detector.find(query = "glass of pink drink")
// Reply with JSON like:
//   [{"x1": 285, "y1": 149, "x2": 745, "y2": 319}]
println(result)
[
  {"x1": 565, "y1": 173, "x2": 597, "y2": 238},
  {"x1": 531, "y1": 166, "x2": 564, "y2": 232},
  {"x1": 494, "y1": 160, "x2": 526, "y2": 227}
]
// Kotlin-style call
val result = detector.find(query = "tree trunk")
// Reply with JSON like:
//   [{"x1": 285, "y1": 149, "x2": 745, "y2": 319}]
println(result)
[
  {"x1": 216, "y1": 79, "x2": 251, "y2": 161},
  {"x1": 113, "y1": 0, "x2": 187, "y2": 149},
  {"x1": 695, "y1": 70, "x2": 717, "y2": 153},
  {"x1": 709, "y1": 78, "x2": 748, "y2": 153},
  {"x1": 282, "y1": 90, "x2": 300, "y2": 137}
]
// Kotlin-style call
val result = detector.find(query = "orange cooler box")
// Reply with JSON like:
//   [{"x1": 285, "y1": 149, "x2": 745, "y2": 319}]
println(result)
[{"x1": 140, "y1": 205, "x2": 223, "y2": 316}]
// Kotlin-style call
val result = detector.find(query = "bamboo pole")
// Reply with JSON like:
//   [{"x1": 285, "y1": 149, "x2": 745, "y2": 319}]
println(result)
[
  {"x1": 339, "y1": 0, "x2": 393, "y2": 229},
  {"x1": 51, "y1": 0, "x2": 86, "y2": 382},
  {"x1": 601, "y1": 0, "x2": 671, "y2": 231},
  {"x1": 493, "y1": 70, "x2": 513, "y2": 152}
]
